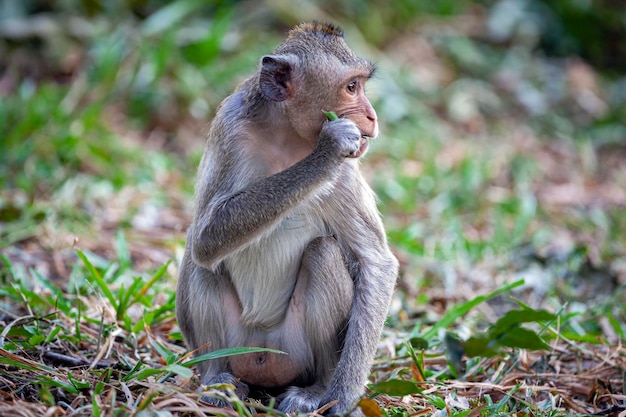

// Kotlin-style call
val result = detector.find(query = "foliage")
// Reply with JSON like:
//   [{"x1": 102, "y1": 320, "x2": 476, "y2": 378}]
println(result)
[
  {"x1": 1, "y1": 0, "x2": 625, "y2": 416},
  {"x1": 0, "y1": 243, "x2": 282, "y2": 415}
]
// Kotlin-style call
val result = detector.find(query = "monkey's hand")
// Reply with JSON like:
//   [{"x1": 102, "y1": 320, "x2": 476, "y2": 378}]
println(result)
[{"x1": 317, "y1": 118, "x2": 363, "y2": 159}]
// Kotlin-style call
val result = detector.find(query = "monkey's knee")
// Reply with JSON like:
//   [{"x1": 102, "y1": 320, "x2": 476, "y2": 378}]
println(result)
[
  {"x1": 301, "y1": 236, "x2": 346, "y2": 272},
  {"x1": 299, "y1": 236, "x2": 353, "y2": 319}
]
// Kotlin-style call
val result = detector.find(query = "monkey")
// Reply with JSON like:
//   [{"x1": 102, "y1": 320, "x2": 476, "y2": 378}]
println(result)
[{"x1": 176, "y1": 22, "x2": 398, "y2": 415}]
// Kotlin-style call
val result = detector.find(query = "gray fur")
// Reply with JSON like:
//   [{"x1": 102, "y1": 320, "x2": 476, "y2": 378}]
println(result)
[{"x1": 176, "y1": 22, "x2": 398, "y2": 415}]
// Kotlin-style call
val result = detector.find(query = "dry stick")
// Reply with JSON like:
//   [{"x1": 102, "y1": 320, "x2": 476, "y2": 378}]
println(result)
[{"x1": 42, "y1": 351, "x2": 87, "y2": 367}]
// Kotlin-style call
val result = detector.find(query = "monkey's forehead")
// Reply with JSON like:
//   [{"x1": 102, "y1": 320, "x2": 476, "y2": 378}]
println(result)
[{"x1": 338, "y1": 58, "x2": 376, "y2": 79}]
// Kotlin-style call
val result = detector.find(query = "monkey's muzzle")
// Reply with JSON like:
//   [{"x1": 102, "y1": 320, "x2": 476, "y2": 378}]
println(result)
[{"x1": 349, "y1": 136, "x2": 370, "y2": 159}]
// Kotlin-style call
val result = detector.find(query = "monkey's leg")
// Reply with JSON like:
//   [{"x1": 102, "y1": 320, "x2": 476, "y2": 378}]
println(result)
[
  {"x1": 277, "y1": 236, "x2": 354, "y2": 413},
  {"x1": 177, "y1": 260, "x2": 250, "y2": 407},
  {"x1": 197, "y1": 284, "x2": 251, "y2": 407}
]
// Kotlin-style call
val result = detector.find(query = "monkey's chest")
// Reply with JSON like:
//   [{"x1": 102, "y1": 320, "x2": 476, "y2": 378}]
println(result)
[{"x1": 224, "y1": 212, "x2": 327, "y2": 329}]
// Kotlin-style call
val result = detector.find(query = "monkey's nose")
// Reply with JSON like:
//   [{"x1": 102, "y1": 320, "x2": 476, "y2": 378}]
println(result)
[
  {"x1": 366, "y1": 107, "x2": 378, "y2": 124},
  {"x1": 366, "y1": 106, "x2": 377, "y2": 121},
  {"x1": 368, "y1": 121, "x2": 379, "y2": 139}
]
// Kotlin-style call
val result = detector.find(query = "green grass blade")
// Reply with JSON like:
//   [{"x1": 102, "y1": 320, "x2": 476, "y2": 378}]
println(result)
[
  {"x1": 76, "y1": 250, "x2": 116, "y2": 306},
  {"x1": 418, "y1": 279, "x2": 525, "y2": 341},
  {"x1": 114, "y1": 229, "x2": 132, "y2": 272},
  {"x1": 140, "y1": 261, "x2": 170, "y2": 296},
  {"x1": 370, "y1": 379, "x2": 421, "y2": 396},
  {"x1": 183, "y1": 346, "x2": 285, "y2": 367}
]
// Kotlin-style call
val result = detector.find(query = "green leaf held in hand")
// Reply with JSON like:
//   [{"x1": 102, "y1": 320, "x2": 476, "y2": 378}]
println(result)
[{"x1": 323, "y1": 110, "x2": 339, "y2": 121}]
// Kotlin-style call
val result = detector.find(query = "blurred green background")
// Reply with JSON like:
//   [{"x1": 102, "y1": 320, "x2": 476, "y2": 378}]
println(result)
[{"x1": 1, "y1": 0, "x2": 625, "y2": 331}]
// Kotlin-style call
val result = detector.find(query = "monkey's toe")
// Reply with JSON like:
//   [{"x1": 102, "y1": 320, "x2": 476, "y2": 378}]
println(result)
[
  {"x1": 198, "y1": 372, "x2": 250, "y2": 408},
  {"x1": 325, "y1": 404, "x2": 365, "y2": 417},
  {"x1": 276, "y1": 385, "x2": 325, "y2": 413}
]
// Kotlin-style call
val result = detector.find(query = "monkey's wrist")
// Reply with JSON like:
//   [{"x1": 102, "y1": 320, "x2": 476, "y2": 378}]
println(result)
[{"x1": 311, "y1": 143, "x2": 346, "y2": 164}]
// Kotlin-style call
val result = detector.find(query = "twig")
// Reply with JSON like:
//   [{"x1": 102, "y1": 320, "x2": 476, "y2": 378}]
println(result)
[{"x1": 42, "y1": 350, "x2": 112, "y2": 369}]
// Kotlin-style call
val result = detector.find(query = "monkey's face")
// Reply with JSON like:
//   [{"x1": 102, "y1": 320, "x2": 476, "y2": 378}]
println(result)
[
  {"x1": 286, "y1": 63, "x2": 378, "y2": 158},
  {"x1": 260, "y1": 37, "x2": 378, "y2": 159},
  {"x1": 334, "y1": 73, "x2": 378, "y2": 158}
]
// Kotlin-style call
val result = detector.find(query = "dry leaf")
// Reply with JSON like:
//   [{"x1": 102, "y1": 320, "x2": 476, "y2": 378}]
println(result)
[{"x1": 358, "y1": 398, "x2": 382, "y2": 417}]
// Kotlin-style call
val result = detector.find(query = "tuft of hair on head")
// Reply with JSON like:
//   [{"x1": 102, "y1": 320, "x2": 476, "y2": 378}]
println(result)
[
  {"x1": 301, "y1": 21, "x2": 344, "y2": 38},
  {"x1": 272, "y1": 21, "x2": 368, "y2": 71},
  {"x1": 289, "y1": 21, "x2": 344, "y2": 40}
]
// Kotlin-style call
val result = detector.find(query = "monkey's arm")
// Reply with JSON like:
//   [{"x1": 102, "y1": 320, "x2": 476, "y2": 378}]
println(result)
[
  {"x1": 191, "y1": 119, "x2": 361, "y2": 270},
  {"x1": 322, "y1": 174, "x2": 399, "y2": 413}
]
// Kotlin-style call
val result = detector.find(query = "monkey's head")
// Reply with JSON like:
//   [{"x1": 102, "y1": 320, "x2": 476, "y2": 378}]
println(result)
[{"x1": 258, "y1": 22, "x2": 378, "y2": 158}]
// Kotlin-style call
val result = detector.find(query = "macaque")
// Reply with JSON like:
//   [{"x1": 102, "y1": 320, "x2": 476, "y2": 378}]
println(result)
[{"x1": 176, "y1": 22, "x2": 398, "y2": 414}]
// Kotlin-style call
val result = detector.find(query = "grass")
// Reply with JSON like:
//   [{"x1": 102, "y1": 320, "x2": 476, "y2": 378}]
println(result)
[{"x1": 1, "y1": 1, "x2": 625, "y2": 416}]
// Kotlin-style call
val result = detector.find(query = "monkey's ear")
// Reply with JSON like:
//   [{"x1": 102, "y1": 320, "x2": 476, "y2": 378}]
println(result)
[{"x1": 259, "y1": 54, "x2": 296, "y2": 102}]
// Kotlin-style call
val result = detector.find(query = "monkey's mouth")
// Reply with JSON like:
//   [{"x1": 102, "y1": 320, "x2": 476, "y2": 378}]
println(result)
[{"x1": 348, "y1": 136, "x2": 370, "y2": 159}]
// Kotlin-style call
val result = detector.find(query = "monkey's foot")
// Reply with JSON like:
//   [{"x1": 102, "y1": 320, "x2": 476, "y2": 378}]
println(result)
[
  {"x1": 325, "y1": 404, "x2": 365, "y2": 417},
  {"x1": 199, "y1": 372, "x2": 250, "y2": 408},
  {"x1": 319, "y1": 390, "x2": 365, "y2": 417},
  {"x1": 276, "y1": 384, "x2": 326, "y2": 413}
]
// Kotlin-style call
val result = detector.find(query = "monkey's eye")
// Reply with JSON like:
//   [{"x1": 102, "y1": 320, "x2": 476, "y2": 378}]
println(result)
[{"x1": 346, "y1": 80, "x2": 358, "y2": 94}]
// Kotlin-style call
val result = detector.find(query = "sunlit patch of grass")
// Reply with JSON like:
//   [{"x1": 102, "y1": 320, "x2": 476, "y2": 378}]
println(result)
[
  {"x1": 369, "y1": 281, "x2": 624, "y2": 417},
  {"x1": 1, "y1": 246, "x2": 180, "y2": 414},
  {"x1": 0, "y1": 238, "x2": 285, "y2": 415}
]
